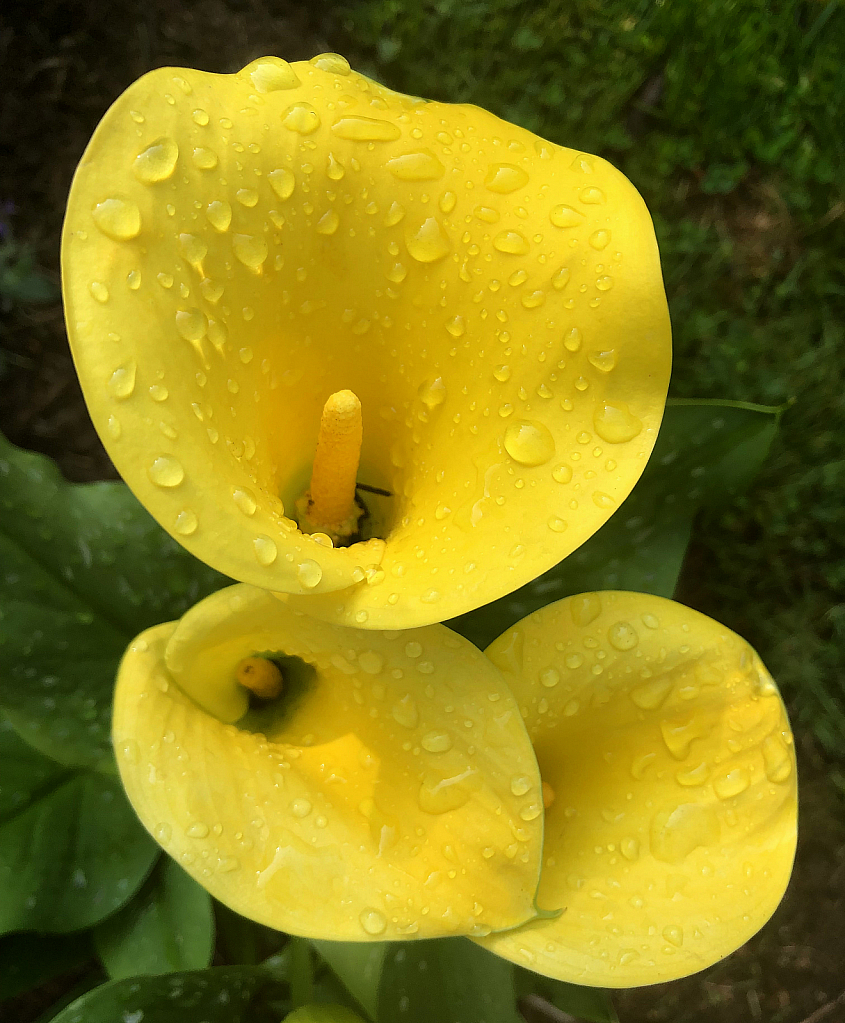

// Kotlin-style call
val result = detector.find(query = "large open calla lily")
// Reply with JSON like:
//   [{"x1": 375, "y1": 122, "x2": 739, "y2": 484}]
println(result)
[
  {"x1": 113, "y1": 584, "x2": 544, "y2": 940},
  {"x1": 478, "y1": 592, "x2": 797, "y2": 987},
  {"x1": 63, "y1": 53, "x2": 671, "y2": 629}
]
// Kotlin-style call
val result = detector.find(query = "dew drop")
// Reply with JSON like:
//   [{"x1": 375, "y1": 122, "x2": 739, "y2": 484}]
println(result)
[
  {"x1": 608, "y1": 621, "x2": 639, "y2": 651},
  {"x1": 311, "y1": 52, "x2": 351, "y2": 75},
  {"x1": 521, "y1": 290, "x2": 545, "y2": 309},
  {"x1": 179, "y1": 233, "x2": 207, "y2": 266},
  {"x1": 630, "y1": 677, "x2": 673, "y2": 710},
  {"x1": 249, "y1": 58, "x2": 300, "y2": 93},
  {"x1": 386, "y1": 262, "x2": 407, "y2": 283},
  {"x1": 520, "y1": 803, "x2": 543, "y2": 821},
  {"x1": 510, "y1": 775, "x2": 532, "y2": 796},
  {"x1": 439, "y1": 191, "x2": 457, "y2": 213},
  {"x1": 326, "y1": 152, "x2": 345, "y2": 180},
  {"x1": 552, "y1": 267, "x2": 571, "y2": 290},
  {"x1": 282, "y1": 102, "x2": 321, "y2": 134},
  {"x1": 570, "y1": 592, "x2": 601, "y2": 626},
  {"x1": 676, "y1": 763, "x2": 709, "y2": 787},
  {"x1": 405, "y1": 217, "x2": 450, "y2": 263},
  {"x1": 92, "y1": 197, "x2": 141, "y2": 240},
  {"x1": 176, "y1": 308, "x2": 207, "y2": 342},
  {"x1": 253, "y1": 535, "x2": 278, "y2": 565},
  {"x1": 360, "y1": 908, "x2": 387, "y2": 935},
  {"x1": 418, "y1": 376, "x2": 447, "y2": 409},
  {"x1": 192, "y1": 147, "x2": 219, "y2": 170},
  {"x1": 387, "y1": 150, "x2": 445, "y2": 181},
  {"x1": 565, "y1": 653, "x2": 583, "y2": 669},
  {"x1": 186, "y1": 822, "x2": 209, "y2": 838},
  {"x1": 621, "y1": 837, "x2": 640, "y2": 861},
  {"x1": 594, "y1": 402, "x2": 643, "y2": 443},
  {"x1": 589, "y1": 229, "x2": 611, "y2": 250},
  {"x1": 493, "y1": 364, "x2": 511, "y2": 382},
  {"x1": 127, "y1": 269, "x2": 141, "y2": 290},
  {"x1": 650, "y1": 804, "x2": 719, "y2": 863},
  {"x1": 236, "y1": 187, "x2": 259, "y2": 208},
  {"x1": 663, "y1": 925, "x2": 684, "y2": 947},
  {"x1": 563, "y1": 327, "x2": 582, "y2": 352},
  {"x1": 552, "y1": 464, "x2": 572, "y2": 484},
  {"x1": 580, "y1": 187, "x2": 606, "y2": 204},
  {"x1": 713, "y1": 767, "x2": 751, "y2": 800},
  {"x1": 316, "y1": 209, "x2": 340, "y2": 235},
  {"x1": 588, "y1": 349, "x2": 617, "y2": 372},
  {"x1": 540, "y1": 667, "x2": 560, "y2": 688},
  {"x1": 762, "y1": 734, "x2": 793, "y2": 783},
  {"x1": 503, "y1": 420, "x2": 555, "y2": 466},
  {"x1": 192, "y1": 108, "x2": 209, "y2": 125},
  {"x1": 108, "y1": 362, "x2": 137, "y2": 399},
  {"x1": 107, "y1": 414, "x2": 121, "y2": 439},
  {"x1": 148, "y1": 455, "x2": 184, "y2": 487},
  {"x1": 592, "y1": 491, "x2": 615, "y2": 509},
  {"x1": 485, "y1": 163, "x2": 528, "y2": 193},
  {"x1": 550, "y1": 205, "x2": 583, "y2": 228},
  {"x1": 174, "y1": 510, "x2": 198, "y2": 535},
  {"x1": 493, "y1": 230, "x2": 529, "y2": 255},
  {"x1": 596, "y1": 275, "x2": 614, "y2": 291},
  {"x1": 392, "y1": 694, "x2": 419, "y2": 728},
  {"x1": 548, "y1": 517, "x2": 567, "y2": 532},
  {"x1": 268, "y1": 168, "x2": 296, "y2": 200},
  {"x1": 232, "y1": 487, "x2": 257, "y2": 515},
  {"x1": 233, "y1": 234, "x2": 269, "y2": 270},
  {"x1": 422, "y1": 731, "x2": 452, "y2": 753},
  {"x1": 332, "y1": 116, "x2": 401, "y2": 142},
  {"x1": 474, "y1": 205, "x2": 500, "y2": 223},
  {"x1": 89, "y1": 281, "x2": 109, "y2": 303},
  {"x1": 296, "y1": 559, "x2": 323, "y2": 588},
  {"x1": 133, "y1": 137, "x2": 179, "y2": 182},
  {"x1": 384, "y1": 201, "x2": 405, "y2": 226}
]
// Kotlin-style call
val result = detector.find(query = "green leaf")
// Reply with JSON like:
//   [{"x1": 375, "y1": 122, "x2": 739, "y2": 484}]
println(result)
[
  {"x1": 0, "y1": 931, "x2": 95, "y2": 1001},
  {"x1": 0, "y1": 433, "x2": 230, "y2": 770},
  {"x1": 449, "y1": 400, "x2": 778, "y2": 649},
  {"x1": 48, "y1": 965, "x2": 289, "y2": 1023},
  {"x1": 515, "y1": 967, "x2": 618, "y2": 1023},
  {"x1": 94, "y1": 856, "x2": 214, "y2": 979},
  {"x1": 311, "y1": 940, "x2": 385, "y2": 1020},
  {"x1": 0, "y1": 716, "x2": 67, "y2": 820},
  {"x1": 377, "y1": 938, "x2": 522, "y2": 1023},
  {"x1": 0, "y1": 764, "x2": 158, "y2": 935},
  {"x1": 285, "y1": 1007, "x2": 368, "y2": 1023}
]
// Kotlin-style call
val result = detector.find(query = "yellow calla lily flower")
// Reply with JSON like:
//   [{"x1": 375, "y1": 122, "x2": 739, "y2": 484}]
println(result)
[
  {"x1": 478, "y1": 592, "x2": 797, "y2": 987},
  {"x1": 113, "y1": 584, "x2": 544, "y2": 940},
  {"x1": 63, "y1": 53, "x2": 671, "y2": 629}
]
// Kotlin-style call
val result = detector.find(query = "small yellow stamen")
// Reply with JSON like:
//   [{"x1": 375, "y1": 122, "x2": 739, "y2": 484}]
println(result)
[
  {"x1": 236, "y1": 657, "x2": 284, "y2": 700},
  {"x1": 542, "y1": 781, "x2": 556, "y2": 809}
]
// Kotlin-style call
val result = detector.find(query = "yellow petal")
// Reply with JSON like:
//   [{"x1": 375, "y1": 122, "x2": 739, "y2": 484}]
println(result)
[
  {"x1": 113, "y1": 584, "x2": 543, "y2": 940},
  {"x1": 63, "y1": 54, "x2": 671, "y2": 629},
  {"x1": 477, "y1": 592, "x2": 796, "y2": 987}
]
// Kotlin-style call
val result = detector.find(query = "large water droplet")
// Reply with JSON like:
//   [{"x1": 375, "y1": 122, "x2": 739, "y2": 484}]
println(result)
[
  {"x1": 570, "y1": 593, "x2": 601, "y2": 626},
  {"x1": 387, "y1": 150, "x2": 445, "y2": 181},
  {"x1": 504, "y1": 420, "x2": 555, "y2": 466},
  {"x1": 316, "y1": 209, "x2": 340, "y2": 236},
  {"x1": 588, "y1": 349, "x2": 617, "y2": 373},
  {"x1": 418, "y1": 376, "x2": 447, "y2": 409},
  {"x1": 493, "y1": 230, "x2": 529, "y2": 255},
  {"x1": 92, "y1": 197, "x2": 141, "y2": 240},
  {"x1": 662, "y1": 925, "x2": 684, "y2": 947},
  {"x1": 134, "y1": 137, "x2": 179, "y2": 183},
  {"x1": 249, "y1": 58, "x2": 300, "y2": 93},
  {"x1": 148, "y1": 455, "x2": 184, "y2": 487},
  {"x1": 485, "y1": 163, "x2": 528, "y2": 194},
  {"x1": 762, "y1": 734, "x2": 793, "y2": 783},
  {"x1": 291, "y1": 798, "x2": 312, "y2": 818},
  {"x1": 282, "y1": 102, "x2": 321, "y2": 134},
  {"x1": 630, "y1": 677, "x2": 673, "y2": 710},
  {"x1": 174, "y1": 510, "x2": 198, "y2": 535},
  {"x1": 713, "y1": 767, "x2": 751, "y2": 800},
  {"x1": 233, "y1": 234, "x2": 269, "y2": 270},
  {"x1": 179, "y1": 233, "x2": 207, "y2": 266},
  {"x1": 620, "y1": 837, "x2": 640, "y2": 861},
  {"x1": 331, "y1": 116, "x2": 401, "y2": 142},
  {"x1": 311, "y1": 52, "x2": 351, "y2": 75},
  {"x1": 650, "y1": 803, "x2": 719, "y2": 863},
  {"x1": 232, "y1": 487, "x2": 257, "y2": 515},
  {"x1": 539, "y1": 667, "x2": 560, "y2": 688},
  {"x1": 296, "y1": 560, "x2": 323, "y2": 588},
  {"x1": 608, "y1": 621, "x2": 639, "y2": 651},
  {"x1": 186, "y1": 822, "x2": 209, "y2": 838},
  {"x1": 359, "y1": 908, "x2": 387, "y2": 935},
  {"x1": 268, "y1": 168, "x2": 296, "y2": 200},
  {"x1": 510, "y1": 775, "x2": 532, "y2": 796},
  {"x1": 421, "y1": 730, "x2": 452, "y2": 753},
  {"x1": 108, "y1": 362, "x2": 136, "y2": 399},
  {"x1": 253, "y1": 535, "x2": 278, "y2": 565},
  {"x1": 392, "y1": 694, "x2": 419, "y2": 728},
  {"x1": 550, "y1": 205, "x2": 583, "y2": 228},
  {"x1": 405, "y1": 217, "x2": 450, "y2": 262},
  {"x1": 89, "y1": 281, "x2": 109, "y2": 303},
  {"x1": 580, "y1": 187, "x2": 606, "y2": 205},
  {"x1": 205, "y1": 200, "x2": 232, "y2": 232},
  {"x1": 176, "y1": 308, "x2": 207, "y2": 343},
  {"x1": 192, "y1": 147, "x2": 218, "y2": 170}
]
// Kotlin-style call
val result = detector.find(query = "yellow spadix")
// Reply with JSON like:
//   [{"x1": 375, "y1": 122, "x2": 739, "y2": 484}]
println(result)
[
  {"x1": 113, "y1": 584, "x2": 544, "y2": 940},
  {"x1": 478, "y1": 592, "x2": 797, "y2": 987},
  {"x1": 63, "y1": 53, "x2": 671, "y2": 629}
]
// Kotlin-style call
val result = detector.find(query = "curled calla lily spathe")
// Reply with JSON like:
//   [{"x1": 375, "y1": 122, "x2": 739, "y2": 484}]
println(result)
[
  {"x1": 477, "y1": 592, "x2": 797, "y2": 987},
  {"x1": 113, "y1": 584, "x2": 544, "y2": 941},
  {"x1": 63, "y1": 53, "x2": 671, "y2": 629}
]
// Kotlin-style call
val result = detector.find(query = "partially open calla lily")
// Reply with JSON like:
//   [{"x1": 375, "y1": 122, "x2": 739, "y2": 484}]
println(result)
[
  {"x1": 478, "y1": 592, "x2": 797, "y2": 986},
  {"x1": 63, "y1": 53, "x2": 671, "y2": 629},
  {"x1": 113, "y1": 584, "x2": 544, "y2": 940}
]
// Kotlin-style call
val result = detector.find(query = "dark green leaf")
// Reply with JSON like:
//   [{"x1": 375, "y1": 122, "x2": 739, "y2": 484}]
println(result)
[
  {"x1": 0, "y1": 770, "x2": 157, "y2": 935},
  {"x1": 515, "y1": 967, "x2": 618, "y2": 1023},
  {"x1": 48, "y1": 965, "x2": 289, "y2": 1023},
  {"x1": 0, "y1": 433, "x2": 230, "y2": 769},
  {"x1": 0, "y1": 716, "x2": 68, "y2": 821},
  {"x1": 285, "y1": 1006, "x2": 369, "y2": 1023},
  {"x1": 95, "y1": 856, "x2": 214, "y2": 979},
  {"x1": 0, "y1": 931, "x2": 95, "y2": 1001},
  {"x1": 449, "y1": 401, "x2": 778, "y2": 649},
  {"x1": 311, "y1": 940, "x2": 385, "y2": 1020},
  {"x1": 377, "y1": 938, "x2": 522, "y2": 1023}
]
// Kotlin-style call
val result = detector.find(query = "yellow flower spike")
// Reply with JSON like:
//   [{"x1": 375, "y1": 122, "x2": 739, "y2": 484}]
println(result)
[
  {"x1": 477, "y1": 592, "x2": 797, "y2": 987},
  {"x1": 63, "y1": 54, "x2": 671, "y2": 629},
  {"x1": 113, "y1": 583, "x2": 544, "y2": 940}
]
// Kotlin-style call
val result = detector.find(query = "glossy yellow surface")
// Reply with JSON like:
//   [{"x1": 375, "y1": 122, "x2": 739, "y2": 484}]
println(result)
[
  {"x1": 63, "y1": 53, "x2": 671, "y2": 629},
  {"x1": 113, "y1": 584, "x2": 543, "y2": 940},
  {"x1": 478, "y1": 592, "x2": 797, "y2": 986}
]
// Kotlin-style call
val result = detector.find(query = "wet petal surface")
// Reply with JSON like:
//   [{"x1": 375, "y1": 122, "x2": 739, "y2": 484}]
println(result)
[
  {"x1": 64, "y1": 56, "x2": 671, "y2": 628},
  {"x1": 113, "y1": 584, "x2": 543, "y2": 940},
  {"x1": 477, "y1": 592, "x2": 797, "y2": 986}
]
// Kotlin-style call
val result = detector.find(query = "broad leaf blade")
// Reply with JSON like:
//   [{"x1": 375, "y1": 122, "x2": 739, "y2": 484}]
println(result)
[
  {"x1": 0, "y1": 931, "x2": 95, "y2": 1001},
  {"x1": 449, "y1": 401, "x2": 778, "y2": 648},
  {"x1": 95, "y1": 856, "x2": 214, "y2": 979},
  {"x1": 0, "y1": 433, "x2": 230, "y2": 769},
  {"x1": 377, "y1": 938, "x2": 522, "y2": 1023},
  {"x1": 48, "y1": 966, "x2": 288, "y2": 1023},
  {"x1": 311, "y1": 940, "x2": 385, "y2": 1020}
]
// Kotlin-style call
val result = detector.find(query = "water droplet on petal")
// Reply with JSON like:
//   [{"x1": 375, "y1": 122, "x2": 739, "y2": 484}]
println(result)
[
  {"x1": 621, "y1": 837, "x2": 640, "y2": 861},
  {"x1": 332, "y1": 116, "x2": 401, "y2": 142},
  {"x1": 589, "y1": 229, "x2": 611, "y2": 250},
  {"x1": 311, "y1": 52, "x2": 351, "y2": 75},
  {"x1": 580, "y1": 186, "x2": 606, "y2": 204},
  {"x1": 540, "y1": 667, "x2": 560, "y2": 688},
  {"x1": 493, "y1": 364, "x2": 511, "y2": 382},
  {"x1": 192, "y1": 147, "x2": 219, "y2": 170},
  {"x1": 592, "y1": 491, "x2": 615, "y2": 509},
  {"x1": 179, "y1": 233, "x2": 207, "y2": 266},
  {"x1": 384, "y1": 201, "x2": 405, "y2": 226},
  {"x1": 192, "y1": 108, "x2": 209, "y2": 125},
  {"x1": 186, "y1": 822, "x2": 209, "y2": 838},
  {"x1": 609, "y1": 621, "x2": 639, "y2": 651},
  {"x1": 253, "y1": 535, "x2": 278, "y2": 565},
  {"x1": 594, "y1": 402, "x2": 643, "y2": 443},
  {"x1": 176, "y1": 308, "x2": 207, "y2": 342},
  {"x1": 504, "y1": 420, "x2": 555, "y2": 466},
  {"x1": 233, "y1": 234, "x2": 268, "y2": 270},
  {"x1": 713, "y1": 767, "x2": 751, "y2": 800},
  {"x1": 205, "y1": 200, "x2": 232, "y2": 232},
  {"x1": 268, "y1": 168, "x2": 296, "y2": 200},
  {"x1": 249, "y1": 58, "x2": 300, "y2": 93},
  {"x1": 650, "y1": 804, "x2": 719, "y2": 863},
  {"x1": 493, "y1": 230, "x2": 529, "y2": 255},
  {"x1": 392, "y1": 694, "x2": 419, "y2": 728},
  {"x1": 92, "y1": 197, "x2": 141, "y2": 240},
  {"x1": 663, "y1": 925, "x2": 684, "y2": 947},
  {"x1": 174, "y1": 510, "x2": 198, "y2": 535},
  {"x1": 485, "y1": 163, "x2": 529, "y2": 193},
  {"x1": 630, "y1": 677, "x2": 673, "y2": 710},
  {"x1": 360, "y1": 908, "x2": 387, "y2": 935},
  {"x1": 439, "y1": 191, "x2": 457, "y2": 213},
  {"x1": 552, "y1": 464, "x2": 572, "y2": 484},
  {"x1": 316, "y1": 209, "x2": 340, "y2": 235},
  {"x1": 326, "y1": 152, "x2": 345, "y2": 180},
  {"x1": 107, "y1": 414, "x2": 121, "y2": 439},
  {"x1": 445, "y1": 315, "x2": 465, "y2": 338},
  {"x1": 232, "y1": 487, "x2": 257, "y2": 515},
  {"x1": 296, "y1": 560, "x2": 323, "y2": 588},
  {"x1": 108, "y1": 362, "x2": 136, "y2": 399},
  {"x1": 762, "y1": 734, "x2": 793, "y2": 783},
  {"x1": 422, "y1": 731, "x2": 452, "y2": 753},
  {"x1": 564, "y1": 327, "x2": 582, "y2": 352},
  {"x1": 550, "y1": 205, "x2": 583, "y2": 228},
  {"x1": 148, "y1": 455, "x2": 184, "y2": 487},
  {"x1": 282, "y1": 102, "x2": 321, "y2": 133},
  {"x1": 405, "y1": 217, "x2": 450, "y2": 262},
  {"x1": 133, "y1": 137, "x2": 179, "y2": 183},
  {"x1": 510, "y1": 775, "x2": 532, "y2": 796},
  {"x1": 418, "y1": 376, "x2": 447, "y2": 409},
  {"x1": 552, "y1": 267, "x2": 571, "y2": 290},
  {"x1": 570, "y1": 593, "x2": 601, "y2": 626},
  {"x1": 588, "y1": 349, "x2": 617, "y2": 372},
  {"x1": 89, "y1": 281, "x2": 109, "y2": 303},
  {"x1": 236, "y1": 187, "x2": 259, "y2": 208},
  {"x1": 387, "y1": 150, "x2": 445, "y2": 181}
]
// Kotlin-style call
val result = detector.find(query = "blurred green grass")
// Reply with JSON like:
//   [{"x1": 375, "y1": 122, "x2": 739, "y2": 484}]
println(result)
[{"x1": 340, "y1": 0, "x2": 845, "y2": 761}]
